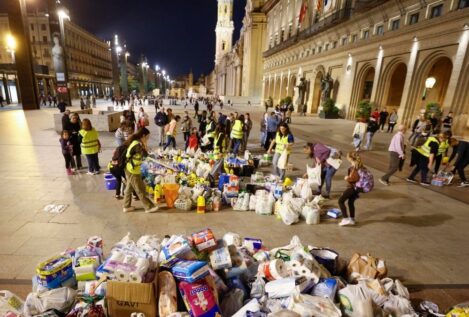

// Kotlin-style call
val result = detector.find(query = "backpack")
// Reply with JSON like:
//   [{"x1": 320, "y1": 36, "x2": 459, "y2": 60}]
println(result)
[
  {"x1": 154, "y1": 112, "x2": 167, "y2": 127},
  {"x1": 111, "y1": 144, "x2": 129, "y2": 170},
  {"x1": 355, "y1": 168, "x2": 374, "y2": 193}
]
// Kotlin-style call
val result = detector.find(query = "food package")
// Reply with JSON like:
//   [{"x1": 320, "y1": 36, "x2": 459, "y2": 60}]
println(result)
[
  {"x1": 209, "y1": 247, "x2": 232, "y2": 270},
  {"x1": 178, "y1": 280, "x2": 221, "y2": 317},
  {"x1": 35, "y1": 255, "x2": 74, "y2": 289},
  {"x1": 171, "y1": 260, "x2": 209, "y2": 283},
  {"x1": 162, "y1": 235, "x2": 191, "y2": 260},
  {"x1": 158, "y1": 271, "x2": 177, "y2": 317},
  {"x1": 191, "y1": 229, "x2": 217, "y2": 252},
  {"x1": 243, "y1": 238, "x2": 262, "y2": 254},
  {"x1": 327, "y1": 208, "x2": 342, "y2": 219}
]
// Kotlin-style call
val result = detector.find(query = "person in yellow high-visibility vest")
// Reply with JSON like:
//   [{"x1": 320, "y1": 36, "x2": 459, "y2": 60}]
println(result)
[
  {"x1": 407, "y1": 133, "x2": 447, "y2": 186},
  {"x1": 267, "y1": 123, "x2": 294, "y2": 180},
  {"x1": 230, "y1": 114, "x2": 245, "y2": 155},
  {"x1": 123, "y1": 127, "x2": 159, "y2": 213},
  {"x1": 434, "y1": 132, "x2": 450, "y2": 174},
  {"x1": 214, "y1": 123, "x2": 226, "y2": 154},
  {"x1": 79, "y1": 119, "x2": 101, "y2": 175}
]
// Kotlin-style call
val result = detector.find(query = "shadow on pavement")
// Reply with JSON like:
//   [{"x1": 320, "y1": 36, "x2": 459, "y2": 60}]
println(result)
[{"x1": 357, "y1": 213, "x2": 452, "y2": 227}]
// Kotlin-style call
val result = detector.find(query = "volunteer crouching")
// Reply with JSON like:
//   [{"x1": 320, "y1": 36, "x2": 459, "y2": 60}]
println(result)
[{"x1": 123, "y1": 128, "x2": 159, "y2": 213}]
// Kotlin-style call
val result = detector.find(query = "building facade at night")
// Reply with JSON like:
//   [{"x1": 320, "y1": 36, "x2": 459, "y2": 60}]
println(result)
[
  {"x1": 0, "y1": 12, "x2": 113, "y2": 104},
  {"x1": 261, "y1": 0, "x2": 469, "y2": 136}
]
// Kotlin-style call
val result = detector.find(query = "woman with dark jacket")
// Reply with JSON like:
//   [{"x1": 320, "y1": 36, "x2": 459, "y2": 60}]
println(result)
[{"x1": 65, "y1": 112, "x2": 83, "y2": 169}]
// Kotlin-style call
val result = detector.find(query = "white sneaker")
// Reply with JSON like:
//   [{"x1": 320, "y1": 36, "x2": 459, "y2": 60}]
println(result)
[
  {"x1": 145, "y1": 206, "x2": 159, "y2": 213},
  {"x1": 123, "y1": 206, "x2": 135, "y2": 213},
  {"x1": 86, "y1": 171, "x2": 94, "y2": 176},
  {"x1": 339, "y1": 218, "x2": 355, "y2": 226}
]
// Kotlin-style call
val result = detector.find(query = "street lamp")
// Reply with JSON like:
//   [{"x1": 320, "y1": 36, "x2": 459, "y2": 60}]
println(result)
[
  {"x1": 422, "y1": 76, "x2": 436, "y2": 100},
  {"x1": 5, "y1": 33, "x2": 16, "y2": 63},
  {"x1": 57, "y1": 7, "x2": 72, "y2": 106}
]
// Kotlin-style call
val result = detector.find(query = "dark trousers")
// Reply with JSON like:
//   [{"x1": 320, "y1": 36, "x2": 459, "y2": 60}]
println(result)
[
  {"x1": 382, "y1": 151, "x2": 400, "y2": 182},
  {"x1": 338, "y1": 187, "x2": 359, "y2": 218},
  {"x1": 380, "y1": 121, "x2": 386, "y2": 130},
  {"x1": 74, "y1": 154, "x2": 82, "y2": 168},
  {"x1": 264, "y1": 132, "x2": 276, "y2": 151},
  {"x1": 63, "y1": 153, "x2": 75, "y2": 169},
  {"x1": 434, "y1": 155, "x2": 443, "y2": 174},
  {"x1": 408, "y1": 153, "x2": 429, "y2": 183},
  {"x1": 456, "y1": 161, "x2": 469, "y2": 182},
  {"x1": 110, "y1": 166, "x2": 125, "y2": 196},
  {"x1": 387, "y1": 123, "x2": 396, "y2": 133},
  {"x1": 232, "y1": 139, "x2": 242, "y2": 155},
  {"x1": 183, "y1": 132, "x2": 190, "y2": 142},
  {"x1": 164, "y1": 135, "x2": 176, "y2": 150},
  {"x1": 85, "y1": 153, "x2": 100, "y2": 173}
]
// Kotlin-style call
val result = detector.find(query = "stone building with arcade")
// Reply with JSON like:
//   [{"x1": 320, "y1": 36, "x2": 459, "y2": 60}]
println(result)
[{"x1": 261, "y1": 0, "x2": 469, "y2": 135}]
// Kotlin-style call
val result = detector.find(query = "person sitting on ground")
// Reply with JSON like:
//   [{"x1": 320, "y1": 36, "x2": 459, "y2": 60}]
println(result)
[{"x1": 123, "y1": 128, "x2": 159, "y2": 213}]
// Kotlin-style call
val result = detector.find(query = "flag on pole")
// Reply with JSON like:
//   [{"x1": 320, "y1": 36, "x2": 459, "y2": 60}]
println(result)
[
  {"x1": 316, "y1": 0, "x2": 323, "y2": 13},
  {"x1": 299, "y1": 0, "x2": 308, "y2": 24}
]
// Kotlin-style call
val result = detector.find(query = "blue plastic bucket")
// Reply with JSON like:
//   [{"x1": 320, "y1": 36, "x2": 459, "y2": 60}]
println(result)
[{"x1": 104, "y1": 173, "x2": 117, "y2": 190}]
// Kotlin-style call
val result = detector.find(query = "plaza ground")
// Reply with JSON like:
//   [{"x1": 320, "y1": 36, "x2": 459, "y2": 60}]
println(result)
[{"x1": 0, "y1": 100, "x2": 468, "y2": 309}]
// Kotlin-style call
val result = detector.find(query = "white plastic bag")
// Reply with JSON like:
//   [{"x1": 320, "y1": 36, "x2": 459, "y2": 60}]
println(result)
[
  {"x1": 290, "y1": 198, "x2": 305, "y2": 212},
  {"x1": 279, "y1": 202, "x2": 300, "y2": 225},
  {"x1": 307, "y1": 164, "x2": 322, "y2": 186},
  {"x1": 249, "y1": 195, "x2": 257, "y2": 211},
  {"x1": 288, "y1": 293, "x2": 342, "y2": 317},
  {"x1": 382, "y1": 295, "x2": 417, "y2": 317},
  {"x1": 300, "y1": 183, "x2": 313, "y2": 201},
  {"x1": 0, "y1": 290, "x2": 24, "y2": 315},
  {"x1": 255, "y1": 192, "x2": 274, "y2": 215},
  {"x1": 292, "y1": 178, "x2": 306, "y2": 197},
  {"x1": 303, "y1": 206, "x2": 320, "y2": 225},
  {"x1": 23, "y1": 287, "x2": 76, "y2": 317},
  {"x1": 338, "y1": 285, "x2": 374, "y2": 317},
  {"x1": 277, "y1": 150, "x2": 288, "y2": 170}
]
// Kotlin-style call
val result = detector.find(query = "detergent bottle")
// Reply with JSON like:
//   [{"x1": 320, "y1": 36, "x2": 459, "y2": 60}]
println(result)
[{"x1": 197, "y1": 196, "x2": 206, "y2": 214}]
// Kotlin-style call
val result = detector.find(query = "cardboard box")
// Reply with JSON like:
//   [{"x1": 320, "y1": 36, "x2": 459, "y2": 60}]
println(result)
[{"x1": 106, "y1": 274, "x2": 157, "y2": 317}]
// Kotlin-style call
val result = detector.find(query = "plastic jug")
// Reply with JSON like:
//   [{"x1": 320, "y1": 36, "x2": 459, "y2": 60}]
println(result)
[
  {"x1": 162, "y1": 184, "x2": 180, "y2": 209},
  {"x1": 153, "y1": 184, "x2": 162, "y2": 204},
  {"x1": 197, "y1": 196, "x2": 206, "y2": 214}
]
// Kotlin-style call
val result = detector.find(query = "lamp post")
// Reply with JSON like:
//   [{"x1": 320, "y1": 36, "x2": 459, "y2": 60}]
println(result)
[
  {"x1": 422, "y1": 76, "x2": 436, "y2": 101},
  {"x1": 56, "y1": 8, "x2": 72, "y2": 106}
]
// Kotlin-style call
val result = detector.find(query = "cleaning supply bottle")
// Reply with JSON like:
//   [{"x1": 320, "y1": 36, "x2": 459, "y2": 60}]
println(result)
[
  {"x1": 197, "y1": 196, "x2": 206, "y2": 214},
  {"x1": 153, "y1": 184, "x2": 161, "y2": 204}
]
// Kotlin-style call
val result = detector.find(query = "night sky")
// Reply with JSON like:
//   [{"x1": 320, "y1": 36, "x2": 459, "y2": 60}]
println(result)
[{"x1": 1, "y1": 0, "x2": 247, "y2": 78}]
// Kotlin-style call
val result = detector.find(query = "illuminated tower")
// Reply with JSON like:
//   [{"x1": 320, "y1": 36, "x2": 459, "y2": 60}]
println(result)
[{"x1": 215, "y1": 0, "x2": 234, "y2": 65}]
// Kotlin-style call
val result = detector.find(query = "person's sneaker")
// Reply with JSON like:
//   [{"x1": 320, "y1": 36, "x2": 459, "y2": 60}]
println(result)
[
  {"x1": 339, "y1": 218, "x2": 354, "y2": 226},
  {"x1": 420, "y1": 182, "x2": 430, "y2": 187},
  {"x1": 379, "y1": 178, "x2": 390, "y2": 186},
  {"x1": 458, "y1": 181, "x2": 469, "y2": 187},
  {"x1": 115, "y1": 195, "x2": 123, "y2": 200},
  {"x1": 406, "y1": 178, "x2": 417, "y2": 184},
  {"x1": 93, "y1": 171, "x2": 100, "y2": 175},
  {"x1": 86, "y1": 171, "x2": 94, "y2": 176},
  {"x1": 123, "y1": 206, "x2": 135, "y2": 213},
  {"x1": 145, "y1": 206, "x2": 159, "y2": 213},
  {"x1": 66, "y1": 168, "x2": 73, "y2": 176}
]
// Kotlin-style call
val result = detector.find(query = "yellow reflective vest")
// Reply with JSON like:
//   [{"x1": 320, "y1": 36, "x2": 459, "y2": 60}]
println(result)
[
  {"x1": 214, "y1": 132, "x2": 225, "y2": 154},
  {"x1": 417, "y1": 136, "x2": 439, "y2": 158},
  {"x1": 437, "y1": 139, "x2": 449, "y2": 156},
  {"x1": 205, "y1": 120, "x2": 215, "y2": 138},
  {"x1": 79, "y1": 129, "x2": 99, "y2": 155},
  {"x1": 275, "y1": 133, "x2": 292, "y2": 154},
  {"x1": 126, "y1": 140, "x2": 144, "y2": 175},
  {"x1": 230, "y1": 120, "x2": 244, "y2": 140}
]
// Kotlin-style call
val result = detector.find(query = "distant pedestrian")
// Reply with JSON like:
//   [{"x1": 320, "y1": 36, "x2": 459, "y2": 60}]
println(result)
[
  {"x1": 61, "y1": 109, "x2": 70, "y2": 131},
  {"x1": 85, "y1": 96, "x2": 91, "y2": 109},
  {"x1": 57, "y1": 99, "x2": 67, "y2": 113},
  {"x1": 379, "y1": 125, "x2": 406, "y2": 186},
  {"x1": 441, "y1": 111, "x2": 453, "y2": 133},
  {"x1": 80, "y1": 97, "x2": 86, "y2": 110},
  {"x1": 242, "y1": 113, "x2": 253, "y2": 153},
  {"x1": 352, "y1": 120, "x2": 367, "y2": 151},
  {"x1": 65, "y1": 113, "x2": 83, "y2": 169},
  {"x1": 164, "y1": 115, "x2": 181, "y2": 150},
  {"x1": 115, "y1": 121, "x2": 129, "y2": 146},
  {"x1": 264, "y1": 112, "x2": 280, "y2": 151},
  {"x1": 0, "y1": 94, "x2": 4, "y2": 107},
  {"x1": 230, "y1": 115, "x2": 245, "y2": 155},
  {"x1": 59, "y1": 130, "x2": 75, "y2": 176},
  {"x1": 338, "y1": 152, "x2": 365, "y2": 226},
  {"x1": 181, "y1": 111, "x2": 192, "y2": 144},
  {"x1": 387, "y1": 110, "x2": 398, "y2": 133},
  {"x1": 154, "y1": 108, "x2": 168, "y2": 146},
  {"x1": 364, "y1": 117, "x2": 379, "y2": 150},
  {"x1": 301, "y1": 104, "x2": 307, "y2": 116},
  {"x1": 379, "y1": 108, "x2": 389, "y2": 131}
]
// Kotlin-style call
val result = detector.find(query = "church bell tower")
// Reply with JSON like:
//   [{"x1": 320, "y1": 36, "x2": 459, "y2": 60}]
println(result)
[{"x1": 215, "y1": 0, "x2": 234, "y2": 65}]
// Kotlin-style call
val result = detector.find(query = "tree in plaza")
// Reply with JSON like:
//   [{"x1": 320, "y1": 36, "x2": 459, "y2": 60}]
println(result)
[
  {"x1": 127, "y1": 75, "x2": 140, "y2": 93},
  {"x1": 356, "y1": 100, "x2": 373, "y2": 121}
]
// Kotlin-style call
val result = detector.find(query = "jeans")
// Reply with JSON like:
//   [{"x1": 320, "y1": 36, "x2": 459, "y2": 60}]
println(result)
[
  {"x1": 272, "y1": 151, "x2": 288, "y2": 180},
  {"x1": 123, "y1": 170, "x2": 155, "y2": 210},
  {"x1": 456, "y1": 161, "x2": 469, "y2": 182},
  {"x1": 382, "y1": 151, "x2": 400, "y2": 182},
  {"x1": 364, "y1": 132, "x2": 374, "y2": 150},
  {"x1": 338, "y1": 187, "x2": 359, "y2": 218},
  {"x1": 63, "y1": 153, "x2": 75, "y2": 169},
  {"x1": 317, "y1": 166, "x2": 337, "y2": 196},
  {"x1": 164, "y1": 135, "x2": 176, "y2": 150},
  {"x1": 232, "y1": 138, "x2": 242, "y2": 155},
  {"x1": 408, "y1": 153, "x2": 430, "y2": 183},
  {"x1": 85, "y1": 153, "x2": 100, "y2": 173}
]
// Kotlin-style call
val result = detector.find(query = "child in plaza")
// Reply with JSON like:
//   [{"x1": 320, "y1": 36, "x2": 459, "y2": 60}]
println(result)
[
  {"x1": 187, "y1": 127, "x2": 199, "y2": 152},
  {"x1": 338, "y1": 152, "x2": 365, "y2": 226},
  {"x1": 164, "y1": 115, "x2": 181, "y2": 150},
  {"x1": 59, "y1": 130, "x2": 75, "y2": 176},
  {"x1": 79, "y1": 119, "x2": 101, "y2": 175}
]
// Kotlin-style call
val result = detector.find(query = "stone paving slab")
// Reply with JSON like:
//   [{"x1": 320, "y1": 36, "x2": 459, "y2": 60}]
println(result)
[{"x1": 0, "y1": 102, "x2": 468, "y2": 289}]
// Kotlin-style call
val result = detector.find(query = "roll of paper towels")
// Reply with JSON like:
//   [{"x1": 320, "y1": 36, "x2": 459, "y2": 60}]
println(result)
[{"x1": 115, "y1": 268, "x2": 129, "y2": 282}]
